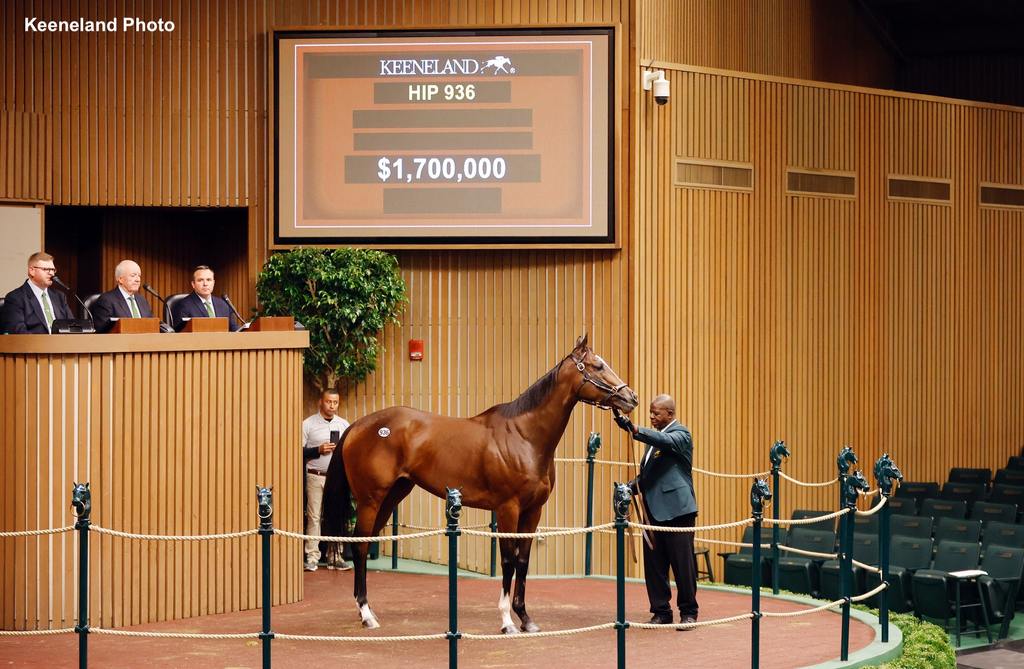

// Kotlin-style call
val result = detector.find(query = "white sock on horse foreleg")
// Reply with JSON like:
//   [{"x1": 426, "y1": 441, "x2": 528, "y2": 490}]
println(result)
[
  {"x1": 498, "y1": 591, "x2": 517, "y2": 633},
  {"x1": 358, "y1": 602, "x2": 380, "y2": 629}
]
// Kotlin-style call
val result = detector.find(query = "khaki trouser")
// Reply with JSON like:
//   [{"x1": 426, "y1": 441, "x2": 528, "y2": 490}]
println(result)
[{"x1": 304, "y1": 472, "x2": 326, "y2": 562}]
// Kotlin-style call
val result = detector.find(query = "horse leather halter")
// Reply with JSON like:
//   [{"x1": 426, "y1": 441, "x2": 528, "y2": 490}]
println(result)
[{"x1": 568, "y1": 353, "x2": 628, "y2": 410}]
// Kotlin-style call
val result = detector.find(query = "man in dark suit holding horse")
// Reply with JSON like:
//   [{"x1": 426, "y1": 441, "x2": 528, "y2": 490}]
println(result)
[{"x1": 614, "y1": 394, "x2": 699, "y2": 629}]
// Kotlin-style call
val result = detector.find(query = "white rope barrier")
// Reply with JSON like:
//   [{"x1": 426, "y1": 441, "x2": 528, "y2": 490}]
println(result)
[
  {"x1": 777, "y1": 545, "x2": 837, "y2": 560},
  {"x1": 763, "y1": 508, "x2": 851, "y2": 526},
  {"x1": 693, "y1": 538, "x2": 770, "y2": 548},
  {"x1": 629, "y1": 517, "x2": 755, "y2": 534},
  {"x1": 462, "y1": 622, "x2": 616, "y2": 640},
  {"x1": 778, "y1": 471, "x2": 838, "y2": 487},
  {"x1": 851, "y1": 581, "x2": 888, "y2": 602},
  {"x1": 0, "y1": 526, "x2": 75, "y2": 538},
  {"x1": 553, "y1": 458, "x2": 631, "y2": 467},
  {"x1": 692, "y1": 467, "x2": 770, "y2": 479},
  {"x1": 855, "y1": 496, "x2": 887, "y2": 516},
  {"x1": 628, "y1": 612, "x2": 756, "y2": 630},
  {"x1": 553, "y1": 458, "x2": 768, "y2": 478},
  {"x1": 275, "y1": 528, "x2": 445, "y2": 543},
  {"x1": 275, "y1": 632, "x2": 448, "y2": 642},
  {"x1": 462, "y1": 523, "x2": 615, "y2": 540},
  {"x1": 90, "y1": 526, "x2": 259, "y2": 541},
  {"x1": 399, "y1": 522, "x2": 491, "y2": 531},
  {"x1": 852, "y1": 559, "x2": 881, "y2": 574},
  {"x1": 761, "y1": 598, "x2": 844, "y2": 617},
  {"x1": 0, "y1": 627, "x2": 76, "y2": 636},
  {"x1": 91, "y1": 628, "x2": 260, "y2": 640}
]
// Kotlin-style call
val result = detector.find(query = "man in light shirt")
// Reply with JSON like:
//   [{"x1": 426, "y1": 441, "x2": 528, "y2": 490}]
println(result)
[
  {"x1": 0, "y1": 252, "x2": 74, "y2": 334},
  {"x1": 91, "y1": 259, "x2": 154, "y2": 331},
  {"x1": 170, "y1": 265, "x2": 240, "y2": 331},
  {"x1": 615, "y1": 394, "x2": 699, "y2": 629},
  {"x1": 302, "y1": 388, "x2": 351, "y2": 572}
]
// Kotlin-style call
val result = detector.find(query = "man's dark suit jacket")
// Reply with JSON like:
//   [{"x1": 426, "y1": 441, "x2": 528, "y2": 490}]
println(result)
[
  {"x1": 171, "y1": 292, "x2": 239, "y2": 331},
  {"x1": 0, "y1": 281, "x2": 74, "y2": 334},
  {"x1": 634, "y1": 422, "x2": 698, "y2": 522},
  {"x1": 91, "y1": 288, "x2": 154, "y2": 332}
]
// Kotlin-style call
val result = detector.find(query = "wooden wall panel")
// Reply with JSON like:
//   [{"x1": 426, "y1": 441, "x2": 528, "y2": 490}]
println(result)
[{"x1": 635, "y1": 65, "x2": 1024, "y2": 580}]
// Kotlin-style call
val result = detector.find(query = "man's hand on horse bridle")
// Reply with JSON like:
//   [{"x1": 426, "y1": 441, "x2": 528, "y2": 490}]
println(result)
[{"x1": 612, "y1": 409, "x2": 637, "y2": 436}]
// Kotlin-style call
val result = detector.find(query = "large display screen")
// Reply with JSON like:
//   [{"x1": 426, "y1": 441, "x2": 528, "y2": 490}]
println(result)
[{"x1": 274, "y1": 29, "x2": 614, "y2": 245}]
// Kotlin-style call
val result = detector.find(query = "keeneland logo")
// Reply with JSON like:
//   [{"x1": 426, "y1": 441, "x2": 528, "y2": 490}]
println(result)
[{"x1": 378, "y1": 55, "x2": 516, "y2": 76}]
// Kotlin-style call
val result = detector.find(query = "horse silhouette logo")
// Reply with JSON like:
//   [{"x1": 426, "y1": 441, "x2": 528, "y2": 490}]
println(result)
[{"x1": 480, "y1": 55, "x2": 515, "y2": 75}]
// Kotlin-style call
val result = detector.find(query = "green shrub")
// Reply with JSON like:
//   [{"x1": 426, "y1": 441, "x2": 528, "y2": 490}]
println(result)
[
  {"x1": 256, "y1": 248, "x2": 407, "y2": 390},
  {"x1": 856, "y1": 609, "x2": 955, "y2": 669}
]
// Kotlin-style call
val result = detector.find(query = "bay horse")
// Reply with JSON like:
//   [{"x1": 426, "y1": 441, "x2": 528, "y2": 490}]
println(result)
[{"x1": 322, "y1": 334, "x2": 638, "y2": 632}]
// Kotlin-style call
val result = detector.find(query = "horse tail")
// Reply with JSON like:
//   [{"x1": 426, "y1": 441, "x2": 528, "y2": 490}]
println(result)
[{"x1": 322, "y1": 424, "x2": 354, "y2": 538}]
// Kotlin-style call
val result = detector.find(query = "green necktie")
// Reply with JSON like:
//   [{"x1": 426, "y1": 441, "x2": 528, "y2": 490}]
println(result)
[
  {"x1": 204, "y1": 300, "x2": 215, "y2": 318},
  {"x1": 128, "y1": 294, "x2": 141, "y2": 318},
  {"x1": 41, "y1": 290, "x2": 55, "y2": 331}
]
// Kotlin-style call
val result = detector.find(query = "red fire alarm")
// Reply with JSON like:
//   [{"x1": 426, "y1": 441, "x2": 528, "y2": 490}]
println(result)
[{"x1": 408, "y1": 339, "x2": 424, "y2": 361}]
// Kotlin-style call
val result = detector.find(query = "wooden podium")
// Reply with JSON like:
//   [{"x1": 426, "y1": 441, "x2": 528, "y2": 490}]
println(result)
[
  {"x1": 110, "y1": 317, "x2": 160, "y2": 333},
  {"x1": 245, "y1": 316, "x2": 294, "y2": 332},
  {"x1": 0, "y1": 330, "x2": 309, "y2": 630},
  {"x1": 180, "y1": 317, "x2": 228, "y2": 332}
]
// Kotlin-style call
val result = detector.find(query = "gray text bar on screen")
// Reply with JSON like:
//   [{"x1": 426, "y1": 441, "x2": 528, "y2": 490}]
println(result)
[{"x1": 354, "y1": 132, "x2": 533, "y2": 150}]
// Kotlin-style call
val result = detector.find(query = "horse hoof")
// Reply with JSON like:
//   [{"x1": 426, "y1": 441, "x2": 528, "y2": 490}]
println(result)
[
  {"x1": 501, "y1": 625, "x2": 520, "y2": 635},
  {"x1": 521, "y1": 621, "x2": 540, "y2": 633},
  {"x1": 363, "y1": 618, "x2": 381, "y2": 629}
]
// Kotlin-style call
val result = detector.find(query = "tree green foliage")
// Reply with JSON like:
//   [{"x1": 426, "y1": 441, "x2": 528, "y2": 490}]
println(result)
[{"x1": 256, "y1": 248, "x2": 407, "y2": 391}]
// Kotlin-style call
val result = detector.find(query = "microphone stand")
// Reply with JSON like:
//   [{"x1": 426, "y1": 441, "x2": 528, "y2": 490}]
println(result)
[
  {"x1": 52, "y1": 275, "x2": 93, "y2": 320},
  {"x1": 222, "y1": 294, "x2": 248, "y2": 330},
  {"x1": 141, "y1": 283, "x2": 172, "y2": 332}
]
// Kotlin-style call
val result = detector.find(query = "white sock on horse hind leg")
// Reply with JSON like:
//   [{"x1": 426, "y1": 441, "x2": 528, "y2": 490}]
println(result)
[
  {"x1": 498, "y1": 591, "x2": 517, "y2": 633},
  {"x1": 358, "y1": 602, "x2": 380, "y2": 629}
]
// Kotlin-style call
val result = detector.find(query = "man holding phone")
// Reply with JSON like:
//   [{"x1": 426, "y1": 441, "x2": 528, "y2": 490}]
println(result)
[{"x1": 302, "y1": 388, "x2": 350, "y2": 572}]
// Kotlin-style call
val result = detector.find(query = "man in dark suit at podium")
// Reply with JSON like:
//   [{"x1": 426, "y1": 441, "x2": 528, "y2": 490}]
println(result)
[
  {"x1": 1, "y1": 252, "x2": 74, "y2": 334},
  {"x1": 92, "y1": 259, "x2": 154, "y2": 331},
  {"x1": 170, "y1": 265, "x2": 239, "y2": 331}
]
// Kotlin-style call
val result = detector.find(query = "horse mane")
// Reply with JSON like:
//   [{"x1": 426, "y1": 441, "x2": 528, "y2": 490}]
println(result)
[{"x1": 495, "y1": 359, "x2": 566, "y2": 418}]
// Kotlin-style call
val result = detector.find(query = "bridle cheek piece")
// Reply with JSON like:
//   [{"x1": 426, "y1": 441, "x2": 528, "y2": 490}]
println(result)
[{"x1": 570, "y1": 355, "x2": 627, "y2": 410}]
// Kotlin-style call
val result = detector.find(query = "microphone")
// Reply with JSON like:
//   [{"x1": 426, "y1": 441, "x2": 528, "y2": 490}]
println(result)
[
  {"x1": 52, "y1": 275, "x2": 93, "y2": 320},
  {"x1": 222, "y1": 294, "x2": 248, "y2": 330},
  {"x1": 142, "y1": 283, "x2": 172, "y2": 330}
]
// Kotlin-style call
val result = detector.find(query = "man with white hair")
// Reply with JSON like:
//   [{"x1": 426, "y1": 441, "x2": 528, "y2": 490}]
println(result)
[{"x1": 92, "y1": 259, "x2": 154, "y2": 331}]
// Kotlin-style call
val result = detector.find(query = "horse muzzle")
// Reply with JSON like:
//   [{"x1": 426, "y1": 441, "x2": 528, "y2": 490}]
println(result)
[{"x1": 610, "y1": 387, "x2": 639, "y2": 413}]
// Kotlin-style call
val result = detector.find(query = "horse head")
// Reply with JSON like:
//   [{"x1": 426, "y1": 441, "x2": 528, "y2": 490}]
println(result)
[
  {"x1": 568, "y1": 333, "x2": 638, "y2": 413},
  {"x1": 750, "y1": 478, "x2": 772, "y2": 515},
  {"x1": 873, "y1": 453, "x2": 904, "y2": 496},
  {"x1": 837, "y1": 445, "x2": 857, "y2": 476},
  {"x1": 71, "y1": 482, "x2": 91, "y2": 518},
  {"x1": 769, "y1": 440, "x2": 790, "y2": 467},
  {"x1": 842, "y1": 470, "x2": 870, "y2": 507},
  {"x1": 256, "y1": 486, "x2": 274, "y2": 520},
  {"x1": 613, "y1": 482, "x2": 633, "y2": 519},
  {"x1": 445, "y1": 487, "x2": 463, "y2": 523}
]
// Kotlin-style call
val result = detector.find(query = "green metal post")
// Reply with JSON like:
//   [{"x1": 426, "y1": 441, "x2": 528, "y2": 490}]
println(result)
[
  {"x1": 839, "y1": 489, "x2": 854, "y2": 661},
  {"x1": 446, "y1": 488, "x2": 463, "y2": 669},
  {"x1": 613, "y1": 483, "x2": 631, "y2": 669},
  {"x1": 769, "y1": 441, "x2": 787, "y2": 595},
  {"x1": 257, "y1": 487, "x2": 274, "y2": 669},
  {"x1": 392, "y1": 507, "x2": 399, "y2": 570},
  {"x1": 585, "y1": 432, "x2": 601, "y2": 576},
  {"x1": 72, "y1": 483, "x2": 92, "y2": 669},
  {"x1": 873, "y1": 453, "x2": 902, "y2": 644},
  {"x1": 489, "y1": 511, "x2": 497, "y2": 578},
  {"x1": 749, "y1": 478, "x2": 770, "y2": 669}
]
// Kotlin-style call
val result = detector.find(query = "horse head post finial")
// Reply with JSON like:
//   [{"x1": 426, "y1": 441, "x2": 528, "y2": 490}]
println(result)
[
  {"x1": 837, "y1": 446, "x2": 857, "y2": 477},
  {"x1": 842, "y1": 470, "x2": 870, "y2": 508},
  {"x1": 71, "y1": 482, "x2": 92, "y2": 523},
  {"x1": 445, "y1": 487, "x2": 463, "y2": 529},
  {"x1": 256, "y1": 486, "x2": 274, "y2": 528},
  {"x1": 613, "y1": 483, "x2": 632, "y2": 522},
  {"x1": 873, "y1": 453, "x2": 904, "y2": 497},
  {"x1": 749, "y1": 478, "x2": 772, "y2": 518},
  {"x1": 587, "y1": 432, "x2": 602, "y2": 460},
  {"x1": 769, "y1": 440, "x2": 790, "y2": 469}
]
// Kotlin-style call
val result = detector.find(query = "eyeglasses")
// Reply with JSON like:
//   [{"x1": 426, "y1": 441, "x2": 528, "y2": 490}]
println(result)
[{"x1": 31, "y1": 266, "x2": 57, "y2": 273}]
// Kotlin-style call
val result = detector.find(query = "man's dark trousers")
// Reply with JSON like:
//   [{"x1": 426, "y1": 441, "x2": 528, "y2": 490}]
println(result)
[{"x1": 643, "y1": 511, "x2": 698, "y2": 619}]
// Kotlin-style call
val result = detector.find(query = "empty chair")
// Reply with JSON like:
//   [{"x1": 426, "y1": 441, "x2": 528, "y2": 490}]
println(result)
[
  {"x1": 1006, "y1": 456, "x2": 1024, "y2": 471},
  {"x1": 165, "y1": 293, "x2": 190, "y2": 329},
  {"x1": 920, "y1": 498, "x2": 967, "y2": 521},
  {"x1": 994, "y1": 468, "x2": 1024, "y2": 487},
  {"x1": 885, "y1": 496, "x2": 918, "y2": 516},
  {"x1": 898, "y1": 481, "x2": 940, "y2": 502},
  {"x1": 722, "y1": 526, "x2": 775, "y2": 588},
  {"x1": 948, "y1": 467, "x2": 992, "y2": 488},
  {"x1": 941, "y1": 482, "x2": 987, "y2": 511},
  {"x1": 933, "y1": 517, "x2": 982, "y2": 547},
  {"x1": 912, "y1": 540, "x2": 982, "y2": 638},
  {"x1": 789, "y1": 509, "x2": 836, "y2": 533},
  {"x1": 82, "y1": 293, "x2": 101, "y2": 319},
  {"x1": 886, "y1": 536, "x2": 935, "y2": 613},
  {"x1": 977, "y1": 546, "x2": 1024, "y2": 640},
  {"x1": 988, "y1": 483, "x2": 1024, "y2": 508},
  {"x1": 775, "y1": 527, "x2": 837, "y2": 597},
  {"x1": 819, "y1": 533, "x2": 880, "y2": 601},
  {"x1": 981, "y1": 521, "x2": 1024, "y2": 553},
  {"x1": 890, "y1": 514, "x2": 933, "y2": 539},
  {"x1": 852, "y1": 513, "x2": 879, "y2": 537},
  {"x1": 970, "y1": 501, "x2": 1017, "y2": 526}
]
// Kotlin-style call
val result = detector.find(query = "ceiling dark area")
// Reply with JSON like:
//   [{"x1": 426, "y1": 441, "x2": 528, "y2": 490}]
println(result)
[{"x1": 857, "y1": 0, "x2": 1024, "y2": 106}]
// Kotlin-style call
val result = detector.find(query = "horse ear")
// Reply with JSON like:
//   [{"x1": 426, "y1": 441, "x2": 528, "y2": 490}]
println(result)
[{"x1": 574, "y1": 333, "x2": 589, "y2": 350}]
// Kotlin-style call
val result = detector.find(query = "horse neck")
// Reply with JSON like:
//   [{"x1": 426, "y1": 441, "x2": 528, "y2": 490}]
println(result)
[{"x1": 512, "y1": 362, "x2": 580, "y2": 459}]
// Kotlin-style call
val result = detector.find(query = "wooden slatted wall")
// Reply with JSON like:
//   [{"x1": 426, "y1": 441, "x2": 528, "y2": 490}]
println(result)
[{"x1": 635, "y1": 63, "x2": 1024, "y2": 579}]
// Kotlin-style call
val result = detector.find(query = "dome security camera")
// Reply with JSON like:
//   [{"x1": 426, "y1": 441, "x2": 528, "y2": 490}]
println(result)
[{"x1": 642, "y1": 69, "x2": 670, "y2": 105}]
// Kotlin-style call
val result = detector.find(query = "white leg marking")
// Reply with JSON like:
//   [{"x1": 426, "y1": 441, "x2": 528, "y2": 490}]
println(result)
[
  {"x1": 498, "y1": 591, "x2": 516, "y2": 633},
  {"x1": 358, "y1": 602, "x2": 380, "y2": 629}
]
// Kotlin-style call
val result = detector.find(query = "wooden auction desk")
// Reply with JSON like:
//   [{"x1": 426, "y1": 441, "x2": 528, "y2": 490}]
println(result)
[{"x1": 0, "y1": 331, "x2": 309, "y2": 630}]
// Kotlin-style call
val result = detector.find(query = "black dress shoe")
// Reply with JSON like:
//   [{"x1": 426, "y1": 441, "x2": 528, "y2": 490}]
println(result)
[
  {"x1": 677, "y1": 615, "x2": 697, "y2": 631},
  {"x1": 649, "y1": 614, "x2": 673, "y2": 624}
]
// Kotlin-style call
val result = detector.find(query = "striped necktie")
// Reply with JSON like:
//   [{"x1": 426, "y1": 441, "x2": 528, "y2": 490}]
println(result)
[
  {"x1": 204, "y1": 300, "x2": 215, "y2": 317},
  {"x1": 128, "y1": 294, "x2": 141, "y2": 318}
]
